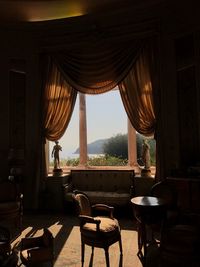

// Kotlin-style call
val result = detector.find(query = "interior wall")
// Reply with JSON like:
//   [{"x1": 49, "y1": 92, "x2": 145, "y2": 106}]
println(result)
[
  {"x1": 158, "y1": 3, "x2": 200, "y2": 176},
  {"x1": 0, "y1": 28, "x2": 41, "y2": 209}
]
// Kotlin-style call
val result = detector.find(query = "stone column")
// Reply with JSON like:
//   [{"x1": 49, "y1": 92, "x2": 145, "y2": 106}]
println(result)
[
  {"x1": 79, "y1": 93, "x2": 88, "y2": 166},
  {"x1": 127, "y1": 118, "x2": 137, "y2": 168}
]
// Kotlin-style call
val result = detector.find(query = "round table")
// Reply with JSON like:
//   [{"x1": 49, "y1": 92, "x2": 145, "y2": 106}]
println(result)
[{"x1": 131, "y1": 196, "x2": 167, "y2": 266}]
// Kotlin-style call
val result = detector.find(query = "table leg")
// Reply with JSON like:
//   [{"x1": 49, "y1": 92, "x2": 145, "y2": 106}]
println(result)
[{"x1": 137, "y1": 221, "x2": 147, "y2": 267}]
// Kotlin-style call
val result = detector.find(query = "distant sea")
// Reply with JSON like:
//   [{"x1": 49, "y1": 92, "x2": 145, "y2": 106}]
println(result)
[{"x1": 60, "y1": 152, "x2": 105, "y2": 160}]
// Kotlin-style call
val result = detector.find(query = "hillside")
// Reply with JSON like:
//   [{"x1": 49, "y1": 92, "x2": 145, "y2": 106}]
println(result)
[{"x1": 74, "y1": 138, "x2": 107, "y2": 154}]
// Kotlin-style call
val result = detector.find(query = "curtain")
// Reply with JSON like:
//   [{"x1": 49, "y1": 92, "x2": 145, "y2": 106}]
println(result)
[
  {"x1": 53, "y1": 40, "x2": 143, "y2": 94},
  {"x1": 43, "y1": 57, "x2": 77, "y2": 141},
  {"x1": 119, "y1": 39, "x2": 161, "y2": 179},
  {"x1": 41, "y1": 57, "x2": 77, "y2": 178},
  {"x1": 119, "y1": 43, "x2": 156, "y2": 136}
]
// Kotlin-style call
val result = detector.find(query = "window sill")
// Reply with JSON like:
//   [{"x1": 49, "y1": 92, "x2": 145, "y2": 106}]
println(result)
[{"x1": 48, "y1": 165, "x2": 155, "y2": 176}]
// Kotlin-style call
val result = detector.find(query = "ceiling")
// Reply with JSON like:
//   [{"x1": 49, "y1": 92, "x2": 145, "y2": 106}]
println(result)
[{"x1": 0, "y1": 0, "x2": 137, "y2": 22}]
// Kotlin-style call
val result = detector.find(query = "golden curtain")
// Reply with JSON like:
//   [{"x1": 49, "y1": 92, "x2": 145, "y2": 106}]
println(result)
[
  {"x1": 119, "y1": 44, "x2": 156, "y2": 136},
  {"x1": 53, "y1": 40, "x2": 142, "y2": 94},
  {"x1": 43, "y1": 58, "x2": 77, "y2": 141}
]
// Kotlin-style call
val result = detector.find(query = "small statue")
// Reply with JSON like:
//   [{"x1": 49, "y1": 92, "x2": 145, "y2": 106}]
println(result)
[
  {"x1": 51, "y1": 141, "x2": 62, "y2": 170},
  {"x1": 142, "y1": 139, "x2": 151, "y2": 170}
]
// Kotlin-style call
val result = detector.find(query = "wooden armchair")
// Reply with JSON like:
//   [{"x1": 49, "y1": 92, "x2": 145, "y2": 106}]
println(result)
[
  {"x1": 72, "y1": 190, "x2": 122, "y2": 267},
  {"x1": 20, "y1": 228, "x2": 54, "y2": 267}
]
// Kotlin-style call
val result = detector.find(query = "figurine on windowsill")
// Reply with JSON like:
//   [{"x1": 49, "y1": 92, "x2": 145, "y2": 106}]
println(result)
[
  {"x1": 51, "y1": 140, "x2": 63, "y2": 175},
  {"x1": 141, "y1": 139, "x2": 151, "y2": 177}
]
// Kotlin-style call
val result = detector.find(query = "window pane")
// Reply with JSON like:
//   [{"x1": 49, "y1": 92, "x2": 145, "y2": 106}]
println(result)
[
  {"x1": 86, "y1": 89, "x2": 128, "y2": 166},
  {"x1": 49, "y1": 98, "x2": 79, "y2": 169}
]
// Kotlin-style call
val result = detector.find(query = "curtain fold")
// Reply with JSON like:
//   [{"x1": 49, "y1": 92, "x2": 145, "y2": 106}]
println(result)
[
  {"x1": 119, "y1": 42, "x2": 156, "y2": 136},
  {"x1": 53, "y1": 40, "x2": 143, "y2": 94},
  {"x1": 43, "y1": 57, "x2": 77, "y2": 141}
]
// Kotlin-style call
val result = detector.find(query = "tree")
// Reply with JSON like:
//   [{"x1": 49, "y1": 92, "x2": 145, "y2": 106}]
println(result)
[
  {"x1": 103, "y1": 132, "x2": 156, "y2": 165},
  {"x1": 103, "y1": 134, "x2": 128, "y2": 159}
]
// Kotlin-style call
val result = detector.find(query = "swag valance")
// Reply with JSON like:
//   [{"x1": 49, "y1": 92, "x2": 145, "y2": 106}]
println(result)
[{"x1": 53, "y1": 40, "x2": 143, "y2": 94}]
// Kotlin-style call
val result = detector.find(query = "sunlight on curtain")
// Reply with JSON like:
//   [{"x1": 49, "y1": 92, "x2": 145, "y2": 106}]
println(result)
[
  {"x1": 119, "y1": 44, "x2": 156, "y2": 137},
  {"x1": 43, "y1": 59, "x2": 77, "y2": 141}
]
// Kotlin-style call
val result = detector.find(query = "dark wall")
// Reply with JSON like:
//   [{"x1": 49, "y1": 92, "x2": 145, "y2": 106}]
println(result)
[
  {"x1": 0, "y1": 28, "x2": 42, "y2": 209},
  {"x1": 158, "y1": 5, "x2": 200, "y2": 176}
]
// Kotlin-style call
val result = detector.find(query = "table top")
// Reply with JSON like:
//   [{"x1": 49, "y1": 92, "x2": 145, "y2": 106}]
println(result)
[{"x1": 131, "y1": 196, "x2": 167, "y2": 207}]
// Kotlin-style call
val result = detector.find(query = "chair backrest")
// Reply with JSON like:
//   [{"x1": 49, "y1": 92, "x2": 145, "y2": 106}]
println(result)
[
  {"x1": 42, "y1": 228, "x2": 54, "y2": 248},
  {"x1": 72, "y1": 191, "x2": 92, "y2": 217}
]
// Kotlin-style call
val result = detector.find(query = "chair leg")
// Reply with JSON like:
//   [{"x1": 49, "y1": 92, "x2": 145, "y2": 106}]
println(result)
[
  {"x1": 81, "y1": 240, "x2": 85, "y2": 265},
  {"x1": 91, "y1": 246, "x2": 94, "y2": 255},
  {"x1": 104, "y1": 248, "x2": 110, "y2": 267},
  {"x1": 119, "y1": 235, "x2": 123, "y2": 255}
]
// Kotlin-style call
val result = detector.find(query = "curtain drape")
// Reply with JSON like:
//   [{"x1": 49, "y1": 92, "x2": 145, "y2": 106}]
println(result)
[
  {"x1": 119, "y1": 43, "x2": 156, "y2": 136},
  {"x1": 43, "y1": 57, "x2": 77, "y2": 141},
  {"x1": 53, "y1": 40, "x2": 143, "y2": 94},
  {"x1": 119, "y1": 39, "x2": 161, "y2": 179},
  {"x1": 40, "y1": 56, "x2": 77, "y2": 180}
]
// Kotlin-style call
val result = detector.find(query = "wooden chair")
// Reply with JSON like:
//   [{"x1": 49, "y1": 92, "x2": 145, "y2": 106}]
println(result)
[
  {"x1": 20, "y1": 228, "x2": 54, "y2": 266},
  {"x1": 72, "y1": 190, "x2": 122, "y2": 267}
]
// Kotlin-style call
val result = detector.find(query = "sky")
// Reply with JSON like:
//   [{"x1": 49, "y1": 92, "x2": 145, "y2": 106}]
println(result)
[{"x1": 49, "y1": 89, "x2": 128, "y2": 159}]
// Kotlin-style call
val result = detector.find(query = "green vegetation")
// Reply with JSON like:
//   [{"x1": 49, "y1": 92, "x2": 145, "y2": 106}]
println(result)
[
  {"x1": 103, "y1": 134, "x2": 127, "y2": 159},
  {"x1": 87, "y1": 155, "x2": 128, "y2": 166},
  {"x1": 64, "y1": 155, "x2": 127, "y2": 167},
  {"x1": 49, "y1": 133, "x2": 156, "y2": 167},
  {"x1": 103, "y1": 133, "x2": 156, "y2": 166},
  {"x1": 50, "y1": 155, "x2": 127, "y2": 167}
]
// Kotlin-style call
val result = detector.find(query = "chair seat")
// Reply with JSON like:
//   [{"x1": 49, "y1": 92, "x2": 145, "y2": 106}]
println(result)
[
  {"x1": 82, "y1": 217, "x2": 120, "y2": 238},
  {"x1": 21, "y1": 246, "x2": 53, "y2": 263},
  {"x1": 20, "y1": 228, "x2": 54, "y2": 266}
]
